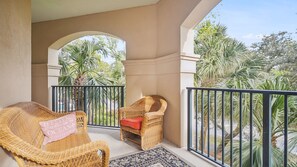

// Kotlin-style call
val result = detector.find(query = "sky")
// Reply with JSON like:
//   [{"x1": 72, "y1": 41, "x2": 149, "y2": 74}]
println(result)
[{"x1": 207, "y1": 0, "x2": 297, "y2": 46}]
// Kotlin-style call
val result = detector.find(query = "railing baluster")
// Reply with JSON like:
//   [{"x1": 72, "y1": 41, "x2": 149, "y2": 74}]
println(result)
[
  {"x1": 230, "y1": 92, "x2": 233, "y2": 167},
  {"x1": 109, "y1": 87, "x2": 112, "y2": 126},
  {"x1": 99, "y1": 87, "x2": 101, "y2": 126},
  {"x1": 214, "y1": 90, "x2": 217, "y2": 161},
  {"x1": 222, "y1": 91, "x2": 225, "y2": 165},
  {"x1": 239, "y1": 92, "x2": 242, "y2": 167},
  {"x1": 187, "y1": 88, "x2": 192, "y2": 151},
  {"x1": 55, "y1": 87, "x2": 59, "y2": 111},
  {"x1": 77, "y1": 87, "x2": 80, "y2": 111},
  {"x1": 263, "y1": 93, "x2": 271, "y2": 167},
  {"x1": 63, "y1": 86, "x2": 66, "y2": 112},
  {"x1": 201, "y1": 90, "x2": 204, "y2": 154},
  {"x1": 67, "y1": 87, "x2": 71, "y2": 112},
  {"x1": 95, "y1": 87, "x2": 98, "y2": 125},
  {"x1": 284, "y1": 95, "x2": 288, "y2": 167},
  {"x1": 117, "y1": 86, "x2": 120, "y2": 127},
  {"x1": 121, "y1": 86, "x2": 124, "y2": 107},
  {"x1": 52, "y1": 86, "x2": 56, "y2": 111},
  {"x1": 207, "y1": 90, "x2": 210, "y2": 157},
  {"x1": 58, "y1": 87, "x2": 61, "y2": 112},
  {"x1": 195, "y1": 90, "x2": 198, "y2": 151},
  {"x1": 92, "y1": 86, "x2": 94, "y2": 125},
  {"x1": 106, "y1": 87, "x2": 108, "y2": 126},
  {"x1": 250, "y1": 93, "x2": 253, "y2": 167},
  {"x1": 72, "y1": 87, "x2": 74, "y2": 111},
  {"x1": 114, "y1": 87, "x2": 116, "y2": 127},
  {"x1": 84, "y1": 87, "x2": 88, "y2": 123}
]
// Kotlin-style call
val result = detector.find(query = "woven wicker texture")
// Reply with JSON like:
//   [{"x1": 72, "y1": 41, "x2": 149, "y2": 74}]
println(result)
[
  {"x1": 0, "y1": 102, "x2": 109, "y2": 167},
  {"x1": 119, "y1": 95, "x2": 167, "y2": 150}
]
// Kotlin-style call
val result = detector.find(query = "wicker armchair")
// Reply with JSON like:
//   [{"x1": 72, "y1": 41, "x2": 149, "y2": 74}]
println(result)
[
  {"x1": 119, "y1": 95, "x2": 167, "y2": 150},
  {"x1": 0, "y1": 102, "x2": 109, "y2": 167}
]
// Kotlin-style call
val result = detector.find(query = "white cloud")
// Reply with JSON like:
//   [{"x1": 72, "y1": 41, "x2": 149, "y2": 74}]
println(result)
[{"x1": 242, "y1": 33, "x2": 264, "y2": 40}]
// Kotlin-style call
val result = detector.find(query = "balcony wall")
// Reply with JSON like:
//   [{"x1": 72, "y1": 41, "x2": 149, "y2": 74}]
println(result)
[
  {"x1": 31, "y1": 0, "x2": 220, "y2": 147},
  {"x1": 0, "y1": 0, "x2": 31, "y2": 109}
]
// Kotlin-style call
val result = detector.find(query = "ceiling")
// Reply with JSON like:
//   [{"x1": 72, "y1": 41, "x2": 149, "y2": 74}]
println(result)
[{"x1": 32, "y1": 0, "x2": 160, "y2": 23}]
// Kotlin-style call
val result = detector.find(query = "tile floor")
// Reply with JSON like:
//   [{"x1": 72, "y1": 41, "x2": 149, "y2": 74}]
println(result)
[{"x1": 88, "y1": 127, "x2": 216, "y2": 167}]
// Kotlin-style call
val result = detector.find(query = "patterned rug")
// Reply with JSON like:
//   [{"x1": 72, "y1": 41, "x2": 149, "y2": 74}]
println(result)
[{"x1": 109, "y1": 146, "x2": 194, "y2": 167}]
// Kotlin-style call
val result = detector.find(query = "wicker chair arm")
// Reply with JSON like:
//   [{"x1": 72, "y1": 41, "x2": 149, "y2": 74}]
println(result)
[
  {"x1": 141, "y1": 112, "x2": 164, "y2": 135},
  {"x1": 144, "y1": 111, "x2": 164, "y2": 120},
  {"x1": 0, "y1": 127, "x2": 109, "y2": 166},
  {"x1": 119, "y1": 107, "x2": 144, "y2": 120},
  {"x1": 75, "y1": 111, "x2": 87, "y2": 130}
]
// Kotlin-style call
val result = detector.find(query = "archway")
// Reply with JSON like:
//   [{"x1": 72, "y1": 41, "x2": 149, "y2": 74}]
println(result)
[{"x1": 47, "y1": 31, "x2": 126, "y2": 110}]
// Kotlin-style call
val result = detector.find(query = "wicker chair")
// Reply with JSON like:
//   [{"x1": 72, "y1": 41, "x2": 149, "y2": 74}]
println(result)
[
  {"x1": 0, "y1": 102, "x2": 109, "y2": 167},
  {"x1": 119, "y1": 95, "x2": 167, "y2": 150}
]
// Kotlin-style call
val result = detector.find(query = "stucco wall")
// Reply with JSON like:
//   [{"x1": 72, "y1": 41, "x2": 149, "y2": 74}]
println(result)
[
  {"x1": 0, "y1": 0, "x2": 31, "y2": 109},
  {"x1": 32, "y1": 5, "x2": 158, "y2": 63}
]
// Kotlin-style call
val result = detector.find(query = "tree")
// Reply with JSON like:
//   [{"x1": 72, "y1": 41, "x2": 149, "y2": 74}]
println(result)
[
  {"x1": 59, "y1": 38, "x2": 109, "y2": 86},
  {"x1": 194, "y1": 20, "x2": 250, "y2": 152},
  {"x1": 226, "y1": 76, "x2": 297, "y2": 167},
  {"x1": 104, "y1": 37, "x2": 125, "y2": 85},
  {"x1": 194, "y1": 20, "x2": 247, "y2": 87},
  {"x1": 251, "y1": 31, "x2": 297, "y2": 87},
  {"x1": 194, "y1": 20, "x2": 297, "y2": 166}
]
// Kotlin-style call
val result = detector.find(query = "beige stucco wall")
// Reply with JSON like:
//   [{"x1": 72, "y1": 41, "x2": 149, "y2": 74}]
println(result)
[
  {"x1": 31, "y1": 0, "x2": 220, "y2": 147},
  {"x1": 156, "y1": 0, "x2": 221, "y2": 147},
  {"x1": 0, "y1": 0, "x2": 31, "y2": 166},
  {"x1": 0, "y1": 0, "x2": 31, "y2": 109},
  {"x1": 32, "y1": 5, "x2": 158, "y2": 64}
]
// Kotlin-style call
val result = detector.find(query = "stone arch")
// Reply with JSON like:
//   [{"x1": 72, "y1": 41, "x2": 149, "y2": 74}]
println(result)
[
  {"x1": 46, "y1": 31, "x2": 126, "y2": 108},
  {"x1": 48, "y1": 31, "x2": 125, "y2": 66}
]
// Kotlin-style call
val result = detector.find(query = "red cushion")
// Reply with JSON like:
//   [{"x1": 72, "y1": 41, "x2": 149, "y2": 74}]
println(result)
[{"x1": 120, "y1": 117, "x2": 143, "y2": 130}]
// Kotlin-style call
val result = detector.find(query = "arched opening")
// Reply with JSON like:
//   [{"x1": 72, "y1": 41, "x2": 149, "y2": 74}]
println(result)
[
  {"x1": 47, "y1": 31, "x2": 126, "y2": 127},
  {"x1": 179, "y1": 0, "x2": 221, "y2": 147}
]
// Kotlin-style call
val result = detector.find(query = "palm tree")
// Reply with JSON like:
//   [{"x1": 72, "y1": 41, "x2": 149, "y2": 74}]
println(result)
[
  {"x1": 194, "y1": 21, "x2": 247, "y2": 87},
  {"x1": 59, "y1": 38, "x2": 109, "y2": 86},
  {"x1": 59, "y1": 38, "x2": 110, "y2": 110},
  {"x1": 194, "y1": 20, "x2": 248, "y2": 152},
  {"x1": 225, "y1": 76, "x2": 297, "y2": 167}
]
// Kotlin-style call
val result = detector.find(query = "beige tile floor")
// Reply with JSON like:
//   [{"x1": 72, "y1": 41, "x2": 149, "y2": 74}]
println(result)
[{"x1": 88, "y1": 127, "x2": 216, "y2": 167}]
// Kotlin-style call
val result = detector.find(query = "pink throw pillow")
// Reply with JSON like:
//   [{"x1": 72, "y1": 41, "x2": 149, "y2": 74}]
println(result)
[{"x1": 39, "y1": 112, "x2": 77, "y2": 145}]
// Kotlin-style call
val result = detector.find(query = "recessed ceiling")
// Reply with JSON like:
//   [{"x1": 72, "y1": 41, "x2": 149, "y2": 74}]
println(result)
[{"x1": 32, "y1": 0, "x2": 160, "y2": 23}]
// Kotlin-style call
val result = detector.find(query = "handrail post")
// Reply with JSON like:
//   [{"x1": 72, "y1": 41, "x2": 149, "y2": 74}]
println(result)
[
  {"x1": 263, "y1": 93, "x2": 271, "y2": 167},
  {"x1": 187, "y1": 88, "x2": 192, "y2": 151}
]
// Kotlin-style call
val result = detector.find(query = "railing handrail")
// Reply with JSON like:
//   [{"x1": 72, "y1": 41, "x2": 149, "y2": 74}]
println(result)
[
  {"x1": 52, "y1": 85, "x2": 125, "y2": 88},
  {"x1": 187, "y1": 87, "x2": 297, "y2": 95}
]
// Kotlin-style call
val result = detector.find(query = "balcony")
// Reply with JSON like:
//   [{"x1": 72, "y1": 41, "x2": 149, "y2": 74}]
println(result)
[
  {"x1": 2, "y1": 0, "x2": 296, "y2": 167},
  {"x1": 51, "y1": 86, "x2": 297, "y2": 166},
  {"x1": 50, "y1": 85, "x2": 216, "y2": 166}
]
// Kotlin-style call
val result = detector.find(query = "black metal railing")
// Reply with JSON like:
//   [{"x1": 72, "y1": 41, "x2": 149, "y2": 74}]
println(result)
[
  {"x1": 52, "y1": 86, "x2": 125, "y2": 128},
  {"x1": 187, "y1": 87, "x2": 297, "y2": 167}
]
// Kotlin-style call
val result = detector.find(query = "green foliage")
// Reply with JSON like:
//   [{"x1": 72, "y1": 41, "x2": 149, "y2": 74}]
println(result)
[
  {"x1": 58, "y1": 36, "x2": 125, "y2": 86},
  {"x1": 194, "y1": 20, "x2": 297, "y2": 166},
  {"x1": 251, "y1": 32, "x2": 297, "y2": 87},
  {"x1": 194, "y1": 20, "x2": 248, "y2": 87}
]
